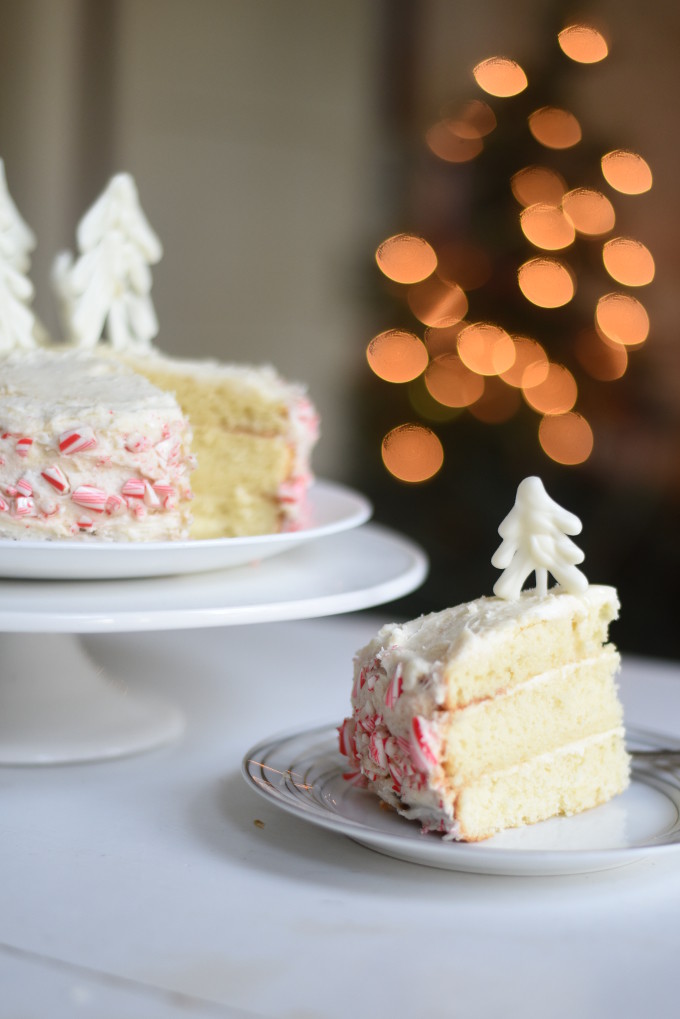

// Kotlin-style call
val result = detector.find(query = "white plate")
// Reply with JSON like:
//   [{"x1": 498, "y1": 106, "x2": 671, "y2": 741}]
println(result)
[
  {"x1": 0, "y1": 523, "x2": 427, "y2": 632},
  {"x1": 243, "y1": 724, "x2": 680, "y2": 876},
  {"x1": 0, "y1": 479, "x2": 371, "y2": 579}
]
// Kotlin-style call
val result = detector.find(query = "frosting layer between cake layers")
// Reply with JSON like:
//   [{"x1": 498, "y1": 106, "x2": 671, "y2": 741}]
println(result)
[
  {"x1": 339, "y1": 585, "x2": 631, "y2": 841},
  {"x1": 0, "y1": 348, "x2": 194, "y2": 540}
]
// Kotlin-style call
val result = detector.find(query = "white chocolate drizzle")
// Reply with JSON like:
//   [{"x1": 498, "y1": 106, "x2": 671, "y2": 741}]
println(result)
[
  {"x1": 52, "y1": 173, "x2": 162, "y2": 351},
  {"x1": 492, "y1": 476, "x2": 588, "y2": 599},
  {"x1": 0, "y1": 159, "x2": 39, "y2": 353}
]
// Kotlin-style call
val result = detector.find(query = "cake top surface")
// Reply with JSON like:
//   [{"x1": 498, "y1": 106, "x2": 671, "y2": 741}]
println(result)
[
  {"x1": 0, "y1": 347, "x2": 181, "y2": 427},
  {"x1": 359, "y1": 584, "x2": 619, "y2": 677},
  {"x1": 124, "y1": 346, "x2": 309, "y2": 403}
]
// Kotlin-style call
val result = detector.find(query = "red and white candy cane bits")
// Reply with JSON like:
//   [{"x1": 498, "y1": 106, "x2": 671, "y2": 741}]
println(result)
[
  {"x1": 121, "y1": 478, "x2": 145, "y2": 498},
  {"x1": 13, "y1": 496, "x2": 35, "y2": 517},
  {"x1": 58, "y1": 427, "x2": 97, "y2": 454},
  {"x1": 15, "y1": 437, "x2": 34, "y2": 457},
  {"x1": 41, "y1": 465, "x2": 70, "y2": 493},
  {"x1": 71, "y1": 485, "x2": 108, "y2": 512}
]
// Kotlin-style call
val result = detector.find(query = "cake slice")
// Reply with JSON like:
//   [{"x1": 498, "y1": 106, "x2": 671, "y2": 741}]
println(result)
[{"x1": 339, "y1": 478, "x2": 630, "y2": 841}]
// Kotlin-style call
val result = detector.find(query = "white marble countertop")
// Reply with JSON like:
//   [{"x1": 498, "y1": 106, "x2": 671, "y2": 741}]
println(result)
[{"x1": 2, "y1": 615, "x2": 680, "y2": 1018}]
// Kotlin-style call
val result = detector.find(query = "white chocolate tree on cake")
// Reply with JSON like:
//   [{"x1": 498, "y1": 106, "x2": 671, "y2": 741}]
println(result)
[
  {"x1": 53, "y1": 173, "x2": 162, "y2": 350},
  {"x1": 0, "y1": 159, "x2": 39, "y2": 352},
  {"x1": 492, "y1": 476, "x2": 588, "y2": 599}
]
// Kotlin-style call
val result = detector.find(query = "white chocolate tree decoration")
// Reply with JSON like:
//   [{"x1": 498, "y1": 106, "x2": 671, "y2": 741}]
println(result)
[
  {"x1": 0, "y1": 158, "x2": 39, "y2": 352},
  {"x1": 53, "y1": 173, "x2": 162, "y2": 350},
  {"x1": 492, "y1": 476, "x2": 588, "y2": 599}
]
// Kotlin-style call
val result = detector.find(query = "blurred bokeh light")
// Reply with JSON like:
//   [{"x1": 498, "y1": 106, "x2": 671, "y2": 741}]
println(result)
[
  {"x1": 602, "y1": 237, "x2": 655, "y2": 286},
  {"x1": 595, "y1": 293, "x2": 650, "y2": 345},
  {"x1": 558, "y1": 24, "x2": 609, "y2": 63},
  {"x1": 523, "y1": 363, "x2": 578, "y2": 414},
  {"x1": 381, "y1": 424, "x2": 444, "y2": 482},
  {"x1": 528, "y1": 107, "x2": 582, "y2": 149},
  {"x1": 538, "y1": 412, "x2": 594, "y2": 464},
  {"x1": 375, "y1": 233, "x2": 437, "y2": 284},
  {"x1": 366, "y1": 329, "x2": 429, "y2": 383},
  {"x1": 518, "y1": 258, "x2": 575, "y2": 307},
  {"x1": 424, "y1": 353, "x2": 485, "y2": 407},
  {"x1": 457, "y1": 322, "x2": 516, "y2": 375},
  {"x1": 473, "y1": 56, "x2": 528, "y2": 97},
  {"x1": 601, "y1": 149, "x2": 653, "y2": 194}
]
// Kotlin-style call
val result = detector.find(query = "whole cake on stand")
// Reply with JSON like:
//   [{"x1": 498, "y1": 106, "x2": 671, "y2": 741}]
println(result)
[
  {"x1": 0, "y1": 168, "x2": 319, "y2": 543},
  {"x1": 0, "y1": 161, "x2": 426, "y2": 767}
]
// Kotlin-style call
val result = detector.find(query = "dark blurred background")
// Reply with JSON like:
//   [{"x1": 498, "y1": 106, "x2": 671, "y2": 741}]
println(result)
[{"x1": 1, "y1": 0, "x2": 678, "y2": 656}]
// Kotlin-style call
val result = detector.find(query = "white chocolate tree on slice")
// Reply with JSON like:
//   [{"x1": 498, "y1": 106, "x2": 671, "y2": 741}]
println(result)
[
  {"x1": 0, "y1": 159, "x2": 39, "y2": 352},
  {"x1": 53, "y1": 173, "x2": 162, "y2": 350},
  {"x1": 492, "y1": 476, "x2": 588, "y2": 599}
]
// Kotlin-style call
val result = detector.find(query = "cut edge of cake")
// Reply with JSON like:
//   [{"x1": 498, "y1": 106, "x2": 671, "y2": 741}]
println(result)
[{"x1": 122, "y1": 347, "x2": 320, "y2": 539}]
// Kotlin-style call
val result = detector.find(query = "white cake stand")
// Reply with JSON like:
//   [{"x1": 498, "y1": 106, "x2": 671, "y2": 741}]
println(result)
[{"x1": 0, "y1": 522, "x2": 427, "y2": 766}]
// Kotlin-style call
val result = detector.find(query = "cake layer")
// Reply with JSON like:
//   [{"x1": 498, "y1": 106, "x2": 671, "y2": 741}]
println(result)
[
  {"x1": 0, "y1": 348, "x2": 194, "y2": 540},
  {"x1": 191, "y1": 431, "x2": 292, "y2": 538},
  {"x1": 453, "y1": 729, "x2": 630, "y2": 842},
  {"x1": 125, "y1": 350, "x2": 319, "y2": 538},
  {"x1": 443, "y1": 649, "x2": 622, "y2": 783},
  {"x1": 359, "y1": 586, "x2": 619, "y2": 711}
]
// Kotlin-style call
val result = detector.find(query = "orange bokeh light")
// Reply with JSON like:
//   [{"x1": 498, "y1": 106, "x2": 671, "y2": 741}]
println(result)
[
  {"x1": 601, "y1": 149, "x2": 652, "y2": 194},
  {"x1": 468, "y1": 376, "x2": 521, "y2": 423},
  {"x1": 511, "y1": 165, "x2": 567, "y2": 207},
  {"x1": 500, "y1": 336, "x2": 550, "y2": 388},
  {"x1": 528, "y1": 107, "x2": 582, "y2": 149},
  {"x1": 443, "y1": 99, "x2": 497, "y2": 139},
  {"x1": 558, "y1": 24, "x2": 609, "y2": 63},
  {"x1": 375, "y1": 233, "x2": 437, "y2": 284},
  {"x1": 539, "y1": 413, "x2": 594, "y2": 465},
  {"x1": 408, "y1": 276, "x2": 468, "y2": 328},
  {"x1": 523, "y1": 363, "x2": 578, "y2": 414},
  {"x1": 381, "y1": 424, "x2": 444, "y2": 483},
  {"x1": 366, "y1": 329, "x2": 429, "y2": 383},
  {"x1": 562, "y1": 188, "x2": 615, "y2": 236},
  {"x1": 426, "y1": 122, "x2": 483, "y2": 163},
  {"x1": 518, "y1": 258, "x2": 575, "y2": 308},
  {"x1": 602, "y1": 237, "x2": 655, "y2": 286},
  {"x1": 595, "y1": 293, "x2": 650, "y2": 346},
  {"x1": 473, "y1": 56, "x2": 528, "y2": 97},
  {"x1": 520, "y1": 203, "x2": 575, "y2": 250},
  {"x1": 424, "y1": 353, "x2": 485, "y2": 407},
  {"x1": 457, "y1": 322, "x2": 516, "y2": 375},
  {"x1": 574, "y1": 328, "x2": 628, "y2": 381}
]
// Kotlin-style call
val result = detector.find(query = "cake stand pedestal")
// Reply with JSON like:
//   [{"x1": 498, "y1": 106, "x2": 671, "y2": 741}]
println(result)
[
  {"x1": 0, "y1": 523, "x2": 427, "y2": 765},
  {"x1": 0, "y1": 633, "x2": 183, "y2": 765}
]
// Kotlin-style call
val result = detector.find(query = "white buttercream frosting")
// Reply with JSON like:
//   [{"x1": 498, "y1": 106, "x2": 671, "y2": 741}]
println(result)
[{"x1": 0, "y1": 347, "x2": 194, "y2": 540}]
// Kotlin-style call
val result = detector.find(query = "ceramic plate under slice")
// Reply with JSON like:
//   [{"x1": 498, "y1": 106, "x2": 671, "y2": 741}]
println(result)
[
  {"x1": 0, "y1": 479, "x2": 371, "y2": 579},
  {"x1": 243, "y1": 724, "x2": 680, "y2": 876}
]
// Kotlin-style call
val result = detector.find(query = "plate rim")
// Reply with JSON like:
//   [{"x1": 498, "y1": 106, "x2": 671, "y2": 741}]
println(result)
[
  {"x1": 242, "y1": 721, "x2": 680, "y2": 873},
  {"x1": 0, "y1": 478, "x2": 371, "y2": 554},
  {"x1": 0, "y1": 478, "x2": 373, "y2": 580}
]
